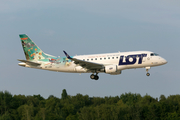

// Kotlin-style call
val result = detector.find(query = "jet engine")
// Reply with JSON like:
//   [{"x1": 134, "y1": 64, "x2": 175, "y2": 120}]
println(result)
[
  {"x1": 104, "y1": 65, "x2": 121, "y2": 75},
  {"x1": 105, "y1": 65, "x2": 117, "y2": 73}
]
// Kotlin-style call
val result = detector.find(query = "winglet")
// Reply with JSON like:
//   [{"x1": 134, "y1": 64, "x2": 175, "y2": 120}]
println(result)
[{"x1": 63, "y1": 51, "x2": 72, "y2": 59}]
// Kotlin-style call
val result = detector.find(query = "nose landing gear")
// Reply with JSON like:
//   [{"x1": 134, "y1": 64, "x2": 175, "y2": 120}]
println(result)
[
  {"x1": 146, "y1": 67, "x2": 150, "y2": 76},
  {"x1": 146, "y1": 73, "x2": 150, "y2": 76},
  {"x1": 90, "y1": 73, "x2": 99, "y2": 80}
]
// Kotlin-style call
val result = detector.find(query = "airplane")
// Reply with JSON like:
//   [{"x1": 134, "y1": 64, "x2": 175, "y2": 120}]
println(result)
[{"x1": 18, "y1": 34, "x2": 167, "y2": 80}]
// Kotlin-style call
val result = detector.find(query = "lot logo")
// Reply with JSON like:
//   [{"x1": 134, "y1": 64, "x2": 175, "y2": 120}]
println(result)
[
  {"x1": 109, "y1": 67, "x2": 113, "y2": 70},
  {"x1": 119, "y1": 54, "x2": 147, "y2": 65}
]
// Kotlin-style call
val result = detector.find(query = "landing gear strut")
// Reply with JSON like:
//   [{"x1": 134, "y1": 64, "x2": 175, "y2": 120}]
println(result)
[
  {"x1": 90, "y1": 73, "x2": 99, "y2": 80},
  {"x1": 146, "y1": 67, "x2": 150, "y2": 76}
]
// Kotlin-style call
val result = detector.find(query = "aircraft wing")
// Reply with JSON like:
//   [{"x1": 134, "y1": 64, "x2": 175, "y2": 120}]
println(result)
[
  {"x1": 63, "y1": 51, "x2": 104, "y2": 70},
  {"x1": 18, "y1": 59, "x2": 41, "y2": 66}
]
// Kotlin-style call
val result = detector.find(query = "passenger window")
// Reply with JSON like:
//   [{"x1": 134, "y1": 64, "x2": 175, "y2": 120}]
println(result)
[
  {"x1": 108, "y1": 57, "x2": 110, "y2": 59},
  {"x1": 91, "y1": 59, "x2": 93, "y2": 61},
  {"x1": 83, "y1": 59, "x2": 85, "y2": 61},
  {"x1": 116, "y1": 57, "x2": 118, "y2": 59},
  {"x1": 95, "y1": 58, "x2": 97, "y2": 60},
  {"x1": 104, "y1": 58, "x2": 106, "y2": 60},
  {"x1": 112, "y1": 57, "x2": 114, "y2": 59},
  {"x1": 87, "y1": 59, "x2": 89, "y2": 61},
  {"x1": 100, "y1": 58, "x2": 102, "y2": 60}
]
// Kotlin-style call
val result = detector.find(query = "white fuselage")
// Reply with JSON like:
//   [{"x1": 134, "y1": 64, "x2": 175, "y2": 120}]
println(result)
[
  {"x1": 25, "y1": 51, "x2": 167, "y2": 74},
  {"x1": 18, "y1": 34, "x2": 167, "y2": 79}
]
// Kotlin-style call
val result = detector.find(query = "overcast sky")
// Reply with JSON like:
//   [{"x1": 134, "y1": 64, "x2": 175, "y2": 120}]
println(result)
[{"x1": 0, "y1": 0, "x2": 180, "y2": 99}]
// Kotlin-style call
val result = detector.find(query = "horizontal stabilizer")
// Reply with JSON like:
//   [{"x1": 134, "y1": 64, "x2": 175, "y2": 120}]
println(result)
[{"x1": 18, "y1": 59, "x2": 41, "y2": 66}]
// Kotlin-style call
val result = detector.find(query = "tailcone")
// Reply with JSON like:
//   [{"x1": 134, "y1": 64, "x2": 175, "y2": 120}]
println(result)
[{"x1": 18, "y1": 62, "x2": 26, "y2": 67}]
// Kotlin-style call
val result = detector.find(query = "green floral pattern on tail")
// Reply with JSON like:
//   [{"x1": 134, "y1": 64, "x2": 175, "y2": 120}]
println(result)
[{"x1": 19, "y1": 34, "x2": 48, "y2": 61}]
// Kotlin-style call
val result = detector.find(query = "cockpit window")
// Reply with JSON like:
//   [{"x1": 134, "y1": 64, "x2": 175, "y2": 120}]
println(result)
[
  {"x1": 154, "y1": 53, "x2": 159, "y2": 56},
  {"x1": 150, "y1": 53, "x2": 159, "y2": 56}
]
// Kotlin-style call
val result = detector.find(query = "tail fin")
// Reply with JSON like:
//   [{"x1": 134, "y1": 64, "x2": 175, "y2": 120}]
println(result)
[{"x1": 19, "y1": 34, "x2": 55, "y2": 61}]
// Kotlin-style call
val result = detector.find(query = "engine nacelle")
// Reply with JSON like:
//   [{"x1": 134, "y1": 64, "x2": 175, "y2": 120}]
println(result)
[
  {"x1": 104, "y1": 65, "x2": 122, "y2": 75},
  {"x1": 109, "y1": 71, "x2": 122, "y2": 75},
  {"x1": 105, "y1": 65, "x2": 117, "y2": 74}
]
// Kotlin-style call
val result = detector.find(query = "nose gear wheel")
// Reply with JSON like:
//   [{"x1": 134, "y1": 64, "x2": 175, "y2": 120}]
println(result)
[
  {"x1": 146, "y1": 67, "x2": 150, "y2": 76},
  {"x1": 146, "y1": 73, "x2": 150, "y2": 76}
]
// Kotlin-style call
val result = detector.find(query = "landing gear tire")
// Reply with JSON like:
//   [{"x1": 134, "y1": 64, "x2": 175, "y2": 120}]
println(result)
[
  {"x1": 145, "y1": 67, "x2": 151, "y2": 77},
  {"x1": 146, "y1": 73, "x2": 150, "y2": 76},
  {"x1": 90, "y1": 74, "x2": 95, "y2": 79},
  {"x1": 94, "y1": 75, "x2": 99, "y2": 80},
  {"x1": 90, "y1": 74, "x2": 99, "y2": 80}
]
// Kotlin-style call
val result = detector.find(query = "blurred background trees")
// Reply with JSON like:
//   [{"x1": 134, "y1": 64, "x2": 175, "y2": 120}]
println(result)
[{"x1": 0, "y1": 90, "x2": 180, "y2": 120}]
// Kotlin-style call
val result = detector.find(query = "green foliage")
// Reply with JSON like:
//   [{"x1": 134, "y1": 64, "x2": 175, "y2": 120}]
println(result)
[
  {"x1": 120, "y1": 92, "x2": 142, "y2": 105},
  {"x1": 0, "y1": 89, "x2": 180, "y2": 120},
  {"x1": 0, "y1": 112, "x2": 11, "y2": 120},
  {"x1": 0, "y1": 91, "x2": 13, "y2": 115},
  {"x1": 18, "y1": 104, "x2": 34, "y2": 120},
  {"x1": 61, "y1": 89, "x2": 68, "y2": 100}
]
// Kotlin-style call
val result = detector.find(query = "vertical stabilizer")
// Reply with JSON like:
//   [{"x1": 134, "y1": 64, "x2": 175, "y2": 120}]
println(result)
[{"x1": 19, "y1": 34, "x2": 54, "y2": 61}]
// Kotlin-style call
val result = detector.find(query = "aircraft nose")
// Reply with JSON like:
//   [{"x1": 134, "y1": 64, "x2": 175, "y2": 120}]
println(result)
[{"x1": 162, "y1": 58, "x2": 167, "y2": 64}]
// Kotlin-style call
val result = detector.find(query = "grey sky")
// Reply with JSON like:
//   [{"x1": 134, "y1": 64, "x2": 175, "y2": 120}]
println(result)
[{"x1": 0, "y1": 0, "x2": 180, "y2": 99}]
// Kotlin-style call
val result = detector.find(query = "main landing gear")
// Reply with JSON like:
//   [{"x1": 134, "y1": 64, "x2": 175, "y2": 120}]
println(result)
[
  {"x1": 90, "y1": 73, "x2": 99, "y2": 80},
  {"x1": 146, "y1": 67, "x2": 150, "y2": 76}
]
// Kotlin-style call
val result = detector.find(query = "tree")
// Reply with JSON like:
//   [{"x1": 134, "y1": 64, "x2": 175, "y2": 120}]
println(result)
[
  {"x1": 159, "y1": 95, "x2": 166, "y2": 101},
  {"x1": 0, "y1": 91, "x2": 12, "y2": 115},
  {"x1": 18, "y1": 104, "x2": 34, "y2": 120},
  {"x1": 61, "y1": 89, "x2": 68, "y2": 99},
  {"x1": 45, "y1": 97, "x2": 62, "y2": 120},
  {"x1": 34, "y1": 108, "x2": 46, "y2": 120},
  {"x1": 66, "y1": 114, "x2": 78, "y2": 120},
  {"x1": 120, "y1": 92, "x2": 142, "y2": 106},
  {"x1": 167, "y1": 112, "x2": 179, "y2": 120},
  {"x1": 0, "y1": 112, "x2": 11, "y2": 120}
]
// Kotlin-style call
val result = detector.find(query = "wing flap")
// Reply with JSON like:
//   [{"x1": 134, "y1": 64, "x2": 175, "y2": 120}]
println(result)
[{"x1": 73, "y1": 58, "x2": 104, "y2": 69}]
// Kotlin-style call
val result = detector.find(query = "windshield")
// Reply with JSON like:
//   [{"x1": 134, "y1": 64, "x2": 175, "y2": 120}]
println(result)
[{"x1": 150, "y1": 53, "x2": 159, "y2": 56}]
